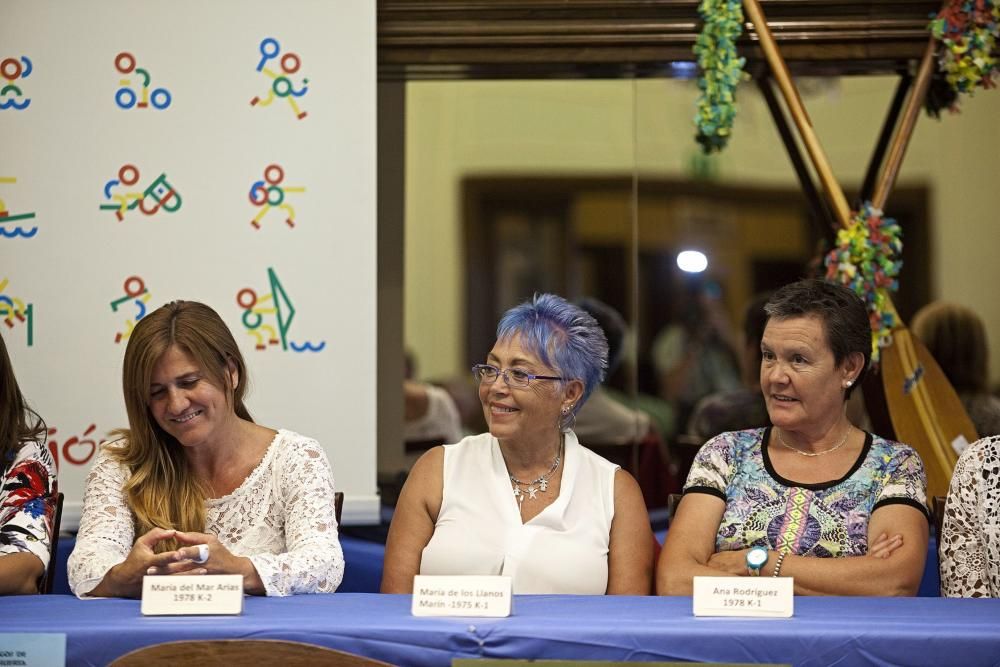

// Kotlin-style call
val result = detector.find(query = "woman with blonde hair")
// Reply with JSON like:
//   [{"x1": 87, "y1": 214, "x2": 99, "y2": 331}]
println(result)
[
  {"x1": 0, "y1": 332, "x2": 58, "y2": 595},
  {"x1": 68, "y1": 301, "x2": 343, "y2": 597}
]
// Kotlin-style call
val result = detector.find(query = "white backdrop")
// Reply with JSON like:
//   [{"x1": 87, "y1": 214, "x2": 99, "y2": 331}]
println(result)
[{"x1": 1, "y1": 0, "x2": 379, "y2": 528}]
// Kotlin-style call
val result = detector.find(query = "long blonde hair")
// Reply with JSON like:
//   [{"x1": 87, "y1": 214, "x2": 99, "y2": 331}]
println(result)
[{"x1": 112, "y1": 301, "x2": 252, "y2": 548}]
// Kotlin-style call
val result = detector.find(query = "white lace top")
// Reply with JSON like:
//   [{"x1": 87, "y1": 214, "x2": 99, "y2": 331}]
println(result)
[
  {"x1": 68, "y1": 429, "x2": 344, "y2": 597},
  {"x1": 940, "y1": 435, "x2": 1000, "y2": 597}
]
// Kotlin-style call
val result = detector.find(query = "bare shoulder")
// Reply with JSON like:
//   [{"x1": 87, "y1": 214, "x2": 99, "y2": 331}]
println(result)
[
  {"x1": 613, "y1": 467, "x2": 642, "y2": 500},
  {"x1": 399, "y1": 446, "x2": 446, "y2": 517}
]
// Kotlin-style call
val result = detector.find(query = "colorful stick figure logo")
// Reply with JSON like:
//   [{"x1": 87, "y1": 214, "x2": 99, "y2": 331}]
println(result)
[
  {"x1": 110, "y1": 275, "x2": 152, "y2": 343},
  {"x1": 237, "y1": 268, "x2": 325, "y2": 352},
  {"x1": 249, "y1": 164, "x2": 306, "y2": 230},
  {"x1": 100, "y1": 164, "x2": 181, "y2": 221},
  {"x1": 0, "y1": 278, "x2": 34, "y2": 346},
  {"x1": 250, "y1": 38, "x2": 309, "y2": 120},
  {"x1": 0, "y1": 56, "x2": 32, "y2": 110},
  {"x1": 114, "y1": 52, "x2": 172, "y2": 110},
  {"x1": 0, "y1": 177, "x2": 37, "y2": 238}
]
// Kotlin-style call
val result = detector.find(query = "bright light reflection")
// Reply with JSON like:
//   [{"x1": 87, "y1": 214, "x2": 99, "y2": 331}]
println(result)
[{"x1": 677, "y1": 250, "x2": 708, "y2": 273}]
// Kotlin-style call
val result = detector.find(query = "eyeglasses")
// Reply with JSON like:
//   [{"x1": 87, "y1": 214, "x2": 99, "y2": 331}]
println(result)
[{"x1": 471, "y1": 364, "x2": 564, "y2": 388}]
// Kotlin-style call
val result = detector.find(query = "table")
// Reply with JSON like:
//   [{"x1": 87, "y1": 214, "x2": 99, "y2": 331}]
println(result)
[{"x1": 5, "y1": 593, "x2": 1000, "y2": 666}]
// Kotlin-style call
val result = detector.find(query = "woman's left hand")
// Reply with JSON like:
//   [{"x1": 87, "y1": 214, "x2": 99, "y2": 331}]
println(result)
[{"x1": 707, "y1": 549, "x2": 752, "y2": 576}]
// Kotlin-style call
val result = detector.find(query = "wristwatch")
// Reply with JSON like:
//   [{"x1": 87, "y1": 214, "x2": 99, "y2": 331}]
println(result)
[{"x1": 746, "y1": 546, "x2": 768, "y2": 576}]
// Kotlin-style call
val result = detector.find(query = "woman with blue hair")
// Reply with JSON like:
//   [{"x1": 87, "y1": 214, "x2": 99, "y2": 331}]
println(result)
[{"x1": 383, "y1": 294, "x2": 653, "y2": 594}]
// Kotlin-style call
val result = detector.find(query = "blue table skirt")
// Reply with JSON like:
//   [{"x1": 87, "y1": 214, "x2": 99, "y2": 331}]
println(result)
[{"x1": 4, "y1": 593, "x2": 999, "y2": 667}]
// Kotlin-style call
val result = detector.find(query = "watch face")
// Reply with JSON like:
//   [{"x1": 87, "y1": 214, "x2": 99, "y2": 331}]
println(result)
[{"x1": 747, "y1": 547, "x2": 768, "y2": 568}]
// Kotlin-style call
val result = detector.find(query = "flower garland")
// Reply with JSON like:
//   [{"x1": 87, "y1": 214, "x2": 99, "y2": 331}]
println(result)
[
  {"x1": 693, "y1": 0, "x2": 746, "y2": 153},
  {"x1": 823, "y1": 203, "x2": 904, "y2": 363},
  {"x1": 927, "y1": 0, "x2": 999, "y2": 113}
]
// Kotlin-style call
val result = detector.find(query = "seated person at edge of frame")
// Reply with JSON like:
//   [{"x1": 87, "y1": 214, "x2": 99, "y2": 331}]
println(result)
[
  {"x1": 940, "y1": 435, "x2": 1000, "y2": 597},
  {"x1": 382, "y1": 293, "x2": 654, "y2": 595},
  {"x1": 658, "y1": 279, "x2": 929, "y2": 596},
  {"x1": 0, "y1": 332, "x2": 58, "y2": 595},
  {"x1": 68, "y1": 301, "x2": 344, "y2": 598}
]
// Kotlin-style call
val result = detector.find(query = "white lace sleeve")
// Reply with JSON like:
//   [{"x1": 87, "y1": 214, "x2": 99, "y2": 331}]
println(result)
[
  {"x1": 67, "y1": 443, "x2": 135, "y2": 597},
  {"x1": 248, "y1": 437, "x2": 344, "y2": 596},
  {"x1": 939, "y1": 438, "x2": 994, "y2": 597}
]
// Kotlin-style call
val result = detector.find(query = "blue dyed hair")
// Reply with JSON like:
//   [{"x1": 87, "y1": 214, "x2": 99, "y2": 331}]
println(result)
[{"x1": 496, "y1": 293, "x2": 609, "y2": 429}]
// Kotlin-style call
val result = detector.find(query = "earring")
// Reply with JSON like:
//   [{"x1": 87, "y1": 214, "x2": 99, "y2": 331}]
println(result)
[{"x1": 845, "y1": 380, "x2": 853, "y2": 388}]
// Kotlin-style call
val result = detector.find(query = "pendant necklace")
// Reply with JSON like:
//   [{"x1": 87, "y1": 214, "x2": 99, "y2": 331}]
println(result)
[{"x1": 509, "y1": 440, "x2": 563, "y2": 510}]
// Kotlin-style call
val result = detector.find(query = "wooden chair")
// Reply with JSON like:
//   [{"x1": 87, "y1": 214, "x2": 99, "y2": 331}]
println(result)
[
  {"x1": 334, "y1": 491, "x2": 344, "y2": 527},
  {"x1": 109, "y1": 639, "x2": 394, "y2": 667},
  {"x1": 42, "y1": 491, "x2": 64, "y2": 594}
]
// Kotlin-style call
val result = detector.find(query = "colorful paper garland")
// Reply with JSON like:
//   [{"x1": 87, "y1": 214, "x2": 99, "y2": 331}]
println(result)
[
  {"x1": 693, "y1": 0, "x2": 747, "y2": 153},
  {"x1": 927, "y1": 0, "x2": 999, "y2": 114},
  {"x1": 823, "y1": 202, "x2": 904, "y2": 363}
]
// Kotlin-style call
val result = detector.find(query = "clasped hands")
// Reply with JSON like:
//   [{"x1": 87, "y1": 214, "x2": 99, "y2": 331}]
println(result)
[
  {"x1": 706, "y1": 532, "x2": 905, "y2": 576},
  {"x1": 111, "y1": 528, "x2": 238, "y2": 592}
]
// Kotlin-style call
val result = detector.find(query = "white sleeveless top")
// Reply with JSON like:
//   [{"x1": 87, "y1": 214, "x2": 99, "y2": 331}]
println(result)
[{"x1": 419, "y1": 430, "x2": 619, "y2": 594}]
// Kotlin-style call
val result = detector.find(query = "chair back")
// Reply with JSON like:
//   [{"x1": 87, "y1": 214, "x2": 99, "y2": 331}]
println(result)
[
  {"x1": 334, "y1": 490, "x2": 344, "y2": 526},
  {"x1": 666, "y1": 492, "x2": 683, "y2": 528},
  {"x1": 43, "y1": 491, "x2": 64, "y2": 594},
  {"x1": 931, "y1": 495, "x2": 947, "y2": 539},
  {"x1": 109, "y1": 639, "x2": 393, "y2": 666}
]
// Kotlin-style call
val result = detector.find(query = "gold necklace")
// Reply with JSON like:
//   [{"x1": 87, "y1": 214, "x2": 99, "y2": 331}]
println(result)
[{"x1": 776, "y1": 427, "x2": 851, "y2": 457}]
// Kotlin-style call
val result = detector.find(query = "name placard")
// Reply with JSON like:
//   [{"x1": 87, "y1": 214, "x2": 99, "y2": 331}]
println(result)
[
  {"x1": 411, "y1": 575, "x2": 512, "y2": 617},
  {"x1": 692, "y1": 576, "x2": 794, "y2": 618},
  {"x1": 0, "y1": 633, "x2": 66, "y2": 667},
  {"x1": 141, "y1": 575, "x2": 244, "y2": 616}
]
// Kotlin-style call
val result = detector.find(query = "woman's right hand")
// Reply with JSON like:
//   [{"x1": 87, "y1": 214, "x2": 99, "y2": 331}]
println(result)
[
  {"x1": 88, "y1": 527, "x2": 203, "y2": 598},
  {"x1": 868, "y1": 532, "x2": 904, "y2": 559}
]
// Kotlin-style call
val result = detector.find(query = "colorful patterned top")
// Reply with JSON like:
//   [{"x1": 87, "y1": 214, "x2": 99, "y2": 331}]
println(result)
[
  {"x1": 0, "y1": 441, "x2": 58, "y2": 578},
  {"x1": 685, "y1": 427, "x2": 927, "y2": 557}
]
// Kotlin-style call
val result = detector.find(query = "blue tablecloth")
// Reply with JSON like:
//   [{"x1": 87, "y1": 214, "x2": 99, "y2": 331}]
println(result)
[{"x1": 3, "y1": 593, "x2": 1000, "y2": 666}]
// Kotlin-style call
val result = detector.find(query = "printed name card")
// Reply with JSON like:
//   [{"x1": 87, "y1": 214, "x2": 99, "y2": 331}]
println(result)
[
  {"x1": 0, "y1": 634, "x2": 66, "y2": 667},
  {"x1": 141, "y1": 574, "x2": 244, "y2": 615},
  {"x1": 411, "y1": 575, "x2": 512, "y2": 617},
  {"x1": 692, "y1": 576, "x2": 794, "y2": 618}
]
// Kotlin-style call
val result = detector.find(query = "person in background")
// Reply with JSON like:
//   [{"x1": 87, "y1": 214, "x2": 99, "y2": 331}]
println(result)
[
  {"x1": 658, "y1": 279, "x2": 928, "y2": 596},
  {"x1": 573, "y1": 297, "x2": 653, "y2": 446},
  {"x1": 912, "y1": 301, "x2": 1000, "y2": 437},
  {"x1": 403, "y1": 351, "x2": 464, "y2": 446},
  {"x1": 687, "y1": 292, "x2": 772, "y2": 442},
  {"x1": 68, "y1": 301, "x2": 343, "y2": 598},
  {"x1": 574, "y1": 297, "x2": 678, "y2": 506},
  {"x1": 940, "y1": 434, "x2": 1000, "y2": 597},
  {"x1": 651, "y1": 279, "x2": 742, "y2": 435},
  {"x1": 382, "y1": 293, "x2": 653, "y2": 594},
  {"x1": 0, "y1": 332, "x2": 58, "y2": 595}
]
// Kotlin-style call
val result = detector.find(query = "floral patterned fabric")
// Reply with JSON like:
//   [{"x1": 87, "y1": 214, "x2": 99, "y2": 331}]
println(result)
[
  {"x1": 0, "y1": 442, "x2": 58, "y2": 578},
  {"x1": 68, "y1": 429, "x2": 344, "y2": 597},
  {"x1": 939, "y1": 435, "x2": 1000, "y2": 597},
  {"x1": 685, "y1": 427, "x2": 927, "y2": 556}
]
